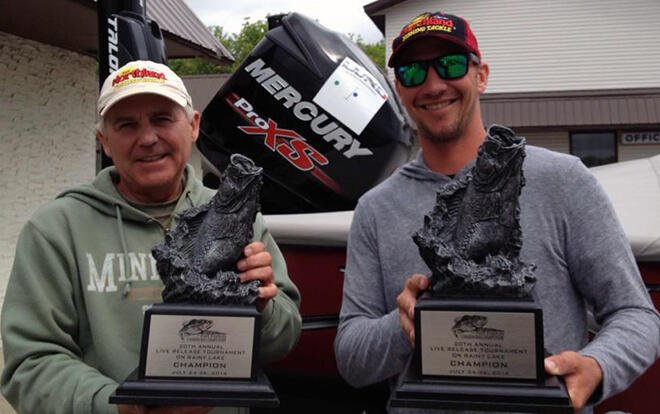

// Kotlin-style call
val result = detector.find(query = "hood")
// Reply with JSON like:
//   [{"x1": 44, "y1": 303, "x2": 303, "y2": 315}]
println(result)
[
  {"x1": 399, "y1": 146, "x2": 478, "y2": 184},
  {"x1": 399, "y1": 125, "x2": 522, "y2": 183},
  {"x1": 56, "y1": 165, "x2": 210, "y2": 223}
]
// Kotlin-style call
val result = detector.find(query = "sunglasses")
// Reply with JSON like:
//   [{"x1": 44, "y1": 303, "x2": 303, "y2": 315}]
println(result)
[{"x1": 395, "y1": 53, "x2": 480, "y2": 87}]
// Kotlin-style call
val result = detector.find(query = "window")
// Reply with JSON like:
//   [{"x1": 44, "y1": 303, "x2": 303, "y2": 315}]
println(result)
[{"x1": 570, "y1": 132, "x2": 616, "y2": 167}]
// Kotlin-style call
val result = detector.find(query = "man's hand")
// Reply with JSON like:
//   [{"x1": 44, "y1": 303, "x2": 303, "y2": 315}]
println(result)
[
  {"x1": 118, "y1": 404, "x2": 212, "y2": 414},
  {"x1": 237, "y1": 241, "x2": 277, "y2": 311},
  {"x1": 544, "y1": 351, "x2": 603, "y2": 414},
  {"x1": 396, "y1": 273, "x2": 429, "y2": 345}
]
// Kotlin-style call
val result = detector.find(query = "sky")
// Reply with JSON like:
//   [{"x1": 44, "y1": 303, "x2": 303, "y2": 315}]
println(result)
[{"x1": 183, "y1": 0, "x2": 384, "y2": 44}]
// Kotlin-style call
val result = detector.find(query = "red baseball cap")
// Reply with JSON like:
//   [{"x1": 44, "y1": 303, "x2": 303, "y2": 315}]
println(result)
[{"x1": 388, "y1": 12, "x2": 481, "y2": 67}]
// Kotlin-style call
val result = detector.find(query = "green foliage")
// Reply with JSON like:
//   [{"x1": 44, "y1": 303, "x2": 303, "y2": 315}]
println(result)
[
  {"x1": 168, "y1": 57, "x2": 226, "y2": 75},
  {"x1": 348, "y1": 33, "x2": 385, "y2": 70},
  {"x1": 226, "y1": 18, "x2": 268, "y2": 72},
  {"x1": 170, "y1": 18, "x2": 385, "y2": 75}
]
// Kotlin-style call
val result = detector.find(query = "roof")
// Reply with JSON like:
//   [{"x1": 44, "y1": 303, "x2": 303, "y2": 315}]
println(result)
[
  {"x1": 147, "y1": 0, "x2": 232, "y2": 63},
  {"x1": 0, "y1": 0, "x2": 233, "y2": 65},
  {"x1": 182, "y1": 74, "x2": 231, "y2": 112},
  {"x1": 481, "y1": 88, "x2": 660, "y2": 128},
  {"x1": 363, "y1": 0, "x2": 407, "y2": 32},
  {"x1": 590, "y1": 154, "x2": 660, "y2": 261}
]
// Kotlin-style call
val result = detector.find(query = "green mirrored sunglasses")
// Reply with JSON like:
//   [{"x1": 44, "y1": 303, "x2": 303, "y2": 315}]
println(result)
[{"x1": 395, "y1": 53, "x2": 480, "y2": 87}]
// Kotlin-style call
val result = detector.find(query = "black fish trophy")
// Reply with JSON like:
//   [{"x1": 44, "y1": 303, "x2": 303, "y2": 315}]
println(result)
[
  {"x1": 153, "y1": 153, "x2": 263, "y2": 305},
  {"x1": 391, "y1": 126, "x2": 571, "y2": 413},
  {"x1": 110, "y1": 154, "x2": 278, "y2": 408}
]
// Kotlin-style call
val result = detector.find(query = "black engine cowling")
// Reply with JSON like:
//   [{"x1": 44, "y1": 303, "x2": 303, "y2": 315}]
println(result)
[{"x1": 197, "y1": 12, "x2": 412, "y2": 213}]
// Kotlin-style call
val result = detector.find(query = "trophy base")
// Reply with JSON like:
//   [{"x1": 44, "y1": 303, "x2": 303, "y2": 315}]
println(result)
[
  {"x1": 391, "y1": 355, "x2": 572, "y2": 413},
  {"x1": 109, "y1": 367, "x2": 279, "y2": 407}
]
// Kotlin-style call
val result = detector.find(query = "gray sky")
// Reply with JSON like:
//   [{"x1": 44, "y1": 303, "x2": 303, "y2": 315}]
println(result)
[{"x1": 183, "y1": 0, "x2": 384, "y2": 43}]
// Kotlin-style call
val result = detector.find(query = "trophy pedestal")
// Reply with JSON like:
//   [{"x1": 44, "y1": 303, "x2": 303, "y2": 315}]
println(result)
[
  {"x1": 110, "y1": 367, "x2": 278, "y2": 407},
  {"x1": 390, "y1": 296, "x2": 571, "y2": 413},
  {"x1": 110, "y1": 303, "x2": 278, "y2": 407},
  {"x1": 391, "y1": 355, "x2": 571, "y2": 413}
]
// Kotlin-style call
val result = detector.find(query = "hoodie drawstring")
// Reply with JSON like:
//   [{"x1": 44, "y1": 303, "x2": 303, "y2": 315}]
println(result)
[
  {"x1": 169, "y1": 191, "x2": 194, "y2": 229},
  {"x1": 115, "y1": 204, "x2": 132, "y2": 297}
]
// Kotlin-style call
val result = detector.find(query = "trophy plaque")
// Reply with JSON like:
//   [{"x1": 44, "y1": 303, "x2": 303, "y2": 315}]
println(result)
[
  {"x1": 110, "y1": 154, "x2": 278, "y2": 407},
  {"x1": 391, "y1": 126, "x2": 572, "y2": 413}
]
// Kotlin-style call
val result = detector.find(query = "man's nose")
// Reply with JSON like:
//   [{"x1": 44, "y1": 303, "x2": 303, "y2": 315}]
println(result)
[
  {"x1": 422, "y1": 65, "x2": 449, "y2": 92},
  {"x1": 136, "y1": 124, "x2": 158, "y2": 145}
]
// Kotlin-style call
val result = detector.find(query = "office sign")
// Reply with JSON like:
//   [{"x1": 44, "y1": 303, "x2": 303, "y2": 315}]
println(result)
[{"x1": 621, "y1": 131, "x2": 660, "y2": 145}]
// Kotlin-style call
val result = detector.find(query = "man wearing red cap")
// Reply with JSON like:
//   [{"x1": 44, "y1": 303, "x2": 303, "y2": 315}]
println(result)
[{"x1": 335, "y1": 12, "x2": 659, "y2": 414}]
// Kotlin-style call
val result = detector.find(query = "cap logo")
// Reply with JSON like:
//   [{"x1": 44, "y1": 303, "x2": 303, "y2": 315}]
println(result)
[
  {"x1": 111, "y1": 67, "x2": 167, "y2": 88},
  {"x1": 401, "y1": 14, "x2": 455, "y2": 42}
]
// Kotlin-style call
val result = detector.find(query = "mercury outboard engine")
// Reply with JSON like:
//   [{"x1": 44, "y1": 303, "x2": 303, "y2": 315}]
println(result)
[
  {"x1": 198, "y1": 13, "x2": 412, "y2": 213},
  {"x1": 97, "y1": 0, "x2": 167, "y2": 168}
]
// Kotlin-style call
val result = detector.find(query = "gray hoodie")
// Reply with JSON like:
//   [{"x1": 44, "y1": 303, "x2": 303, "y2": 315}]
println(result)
[{"x1": 334, "y1": 127, "x2": 660, "y2": 413}]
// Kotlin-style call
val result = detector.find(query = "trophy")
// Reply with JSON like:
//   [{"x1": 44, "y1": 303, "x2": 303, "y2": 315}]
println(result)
[
  {"x1": 110, "y1": 154, "x2": 278, "y2": 407},
  {"x1": 391, "y1": 126, "x2": 572, "y2": 413}
]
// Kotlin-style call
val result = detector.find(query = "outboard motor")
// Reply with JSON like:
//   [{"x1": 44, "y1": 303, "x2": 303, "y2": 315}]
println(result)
[
  {"x1": 198, "y1": 13, "x2": 412, "y2": 213},
  {"x1": 97, "y1": 0, "x2": 167, "y2": 168}
]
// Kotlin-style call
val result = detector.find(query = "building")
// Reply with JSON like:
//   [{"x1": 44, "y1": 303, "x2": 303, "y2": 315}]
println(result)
[{"x1": 364, "y1": 0, "x2": 660, "y2": 165}]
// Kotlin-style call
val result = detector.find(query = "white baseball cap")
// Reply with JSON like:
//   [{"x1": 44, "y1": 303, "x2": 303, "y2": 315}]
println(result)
[{"x1": 97, "y1": 60, "x2": 192, "y2": 117}]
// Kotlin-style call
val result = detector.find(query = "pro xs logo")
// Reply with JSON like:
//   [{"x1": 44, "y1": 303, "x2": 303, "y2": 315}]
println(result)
[
  {"x1": 229, "y1": 94, "x2": 328, "y2": 172},
  {"x1": 226, "y1": 93, "x2": 342, "y2": 194}
]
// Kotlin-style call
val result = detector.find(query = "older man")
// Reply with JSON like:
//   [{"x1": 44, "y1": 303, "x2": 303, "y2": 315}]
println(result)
[
  {"x1": 334, "y1": 11, "x2": 660, "y2": 414},
  {"x1": 1, "y1": 60, "x2": 301, "y2": 414}
]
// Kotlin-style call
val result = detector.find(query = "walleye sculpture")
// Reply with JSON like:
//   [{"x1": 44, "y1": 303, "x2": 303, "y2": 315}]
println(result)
[
  {"x1": 413, "y1": 125, "x2": 536, "y2": 298},
  {"x1": 152, "y1": 154, "x2": 263, "y2": 305}
]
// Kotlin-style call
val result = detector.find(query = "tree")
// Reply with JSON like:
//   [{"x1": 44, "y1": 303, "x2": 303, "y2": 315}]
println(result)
[
  {"x1": 349, "y1": 34, "x2": 386, "y2": 70},
  {"x1": 225, "y1": 17, "x2": 268, "y2": 72},
  {"x1": 167, "y1": 57, "x2": 225, "y2": 75}
]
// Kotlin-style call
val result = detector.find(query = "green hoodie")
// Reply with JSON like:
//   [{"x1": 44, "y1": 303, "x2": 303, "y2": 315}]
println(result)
[{"x1": 1, "y1": 165, "x2": 301, "y2": 414}]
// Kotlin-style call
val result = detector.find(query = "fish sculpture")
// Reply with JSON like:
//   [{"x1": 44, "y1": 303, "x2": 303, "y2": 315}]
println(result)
[
  {"x1": 413, "y1": 125, "x2": 536, "y2": 298},
  {"x1": 152, "y1": 153, "x2": 263, "y2": 305}
]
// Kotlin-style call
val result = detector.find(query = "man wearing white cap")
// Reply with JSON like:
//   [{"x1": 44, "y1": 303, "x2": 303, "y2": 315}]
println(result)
[{"x1": 1, "y1": 60, "x2": 302, "y2": 414}]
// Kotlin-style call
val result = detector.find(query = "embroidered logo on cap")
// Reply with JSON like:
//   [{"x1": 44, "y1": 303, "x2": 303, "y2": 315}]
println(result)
[
  {"x1": 400, "y1": 12, "x2": 456, "y2": 42},
  {"x1": 111, "y1": 67, "x2": 167, "y2": 88}
]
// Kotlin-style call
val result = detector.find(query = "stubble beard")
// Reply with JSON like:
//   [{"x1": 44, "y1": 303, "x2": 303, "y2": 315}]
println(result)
[
  {"x1": 418, "y1": 92, "x2": 477, "y2": 144},
  {"x1": 417, "y1": 73, "x2": 480, "y2": 144}
]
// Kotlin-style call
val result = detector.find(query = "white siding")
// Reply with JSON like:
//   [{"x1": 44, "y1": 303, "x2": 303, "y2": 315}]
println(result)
[
  {"x1": 382, "y1": 0, "x2": 660, "y2": 93},
  {"x1": 0, "y1": 32, "x2": 97, "y2": 337}
]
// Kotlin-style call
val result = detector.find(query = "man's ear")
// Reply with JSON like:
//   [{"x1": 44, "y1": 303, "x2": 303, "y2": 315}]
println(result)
[
  {"x1": 476, "y1": 61, "x2": 490, "y2": 94},
  {"x1": 394, "y1": 78, "x2": 402, "y2": 96},
  {"x1": 96, "y1": 130, "x2": 112, "y2": 158},
  {"x1": 190, "y1": 110, "x2": 201, "y2": 142}
]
